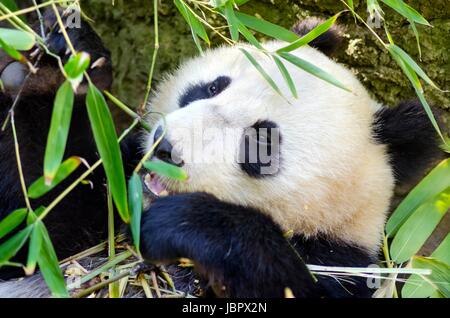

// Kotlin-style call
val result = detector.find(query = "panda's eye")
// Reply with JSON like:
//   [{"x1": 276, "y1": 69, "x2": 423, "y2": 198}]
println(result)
[
  {"x1": 179, "y1": 76, "x2": 231, "y2": 108},
  {"x1": 208, "y1": 82, "x2": 218, "y2": 96}
]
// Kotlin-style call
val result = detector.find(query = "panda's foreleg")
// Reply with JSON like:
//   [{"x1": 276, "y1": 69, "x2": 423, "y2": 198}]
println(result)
[{"x1": 140, "y1": 192, "x2": 322, "y2": 298}]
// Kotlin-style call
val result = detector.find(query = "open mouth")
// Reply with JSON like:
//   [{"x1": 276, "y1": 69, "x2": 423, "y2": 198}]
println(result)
[{"x1": 144, "y1": 172, "x2": 172, "y2": 197}]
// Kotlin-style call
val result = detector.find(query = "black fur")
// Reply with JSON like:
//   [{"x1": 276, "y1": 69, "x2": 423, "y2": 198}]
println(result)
[
  {"x1": 239, "y1": 120, "x2": 281, "y2": 178},
  {"x1": 179, "y1": 76, "x2": 231, "y2": 108},
  {"x1": 373, "y1": 100, "x2": 440, "y2": 184},
  {"x1": 0, "y1": 10, "x2": 115, "y2": 279},
  {"x1": 291, "y1": 18, "x2": 343, "y2": 56},
  {"x1": 140, "y1": 192, "x2": 374, "y2": 298}
]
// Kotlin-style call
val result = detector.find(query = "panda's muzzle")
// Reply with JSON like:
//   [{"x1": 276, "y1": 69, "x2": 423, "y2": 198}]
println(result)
[{"x1": 152, "y1": 126, "x2": 184, "y2": 167}]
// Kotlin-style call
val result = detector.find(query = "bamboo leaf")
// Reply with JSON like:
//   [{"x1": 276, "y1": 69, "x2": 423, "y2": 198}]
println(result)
[
  {"x1": 381, "y1": 0, "x2": 430, "y2": 26},
  {"x1": 278, "y1": 51, "x2": 351, "y2": 92},
  {"x1": 409, "y1": 21, "x2": 422, "y2": 60},
  {"x1": 224, "y1": 1, "x2": 239, "y2": 41},
  {"x1": 128, "y1": 173, "x2": 143, "y2": 251},
  {"x1": 0, "y1": 37, "x2": 26, "y2": 62},
  {"x1": 86, "y1": 83, "x2": 129, "y2": 223},
  {"x1": 143, "y1": 161, "x2": 188, "y2": 181},
  {"x1": 237, "y1": 22, "x2": 263, "y2": 49},
  {"x1": 29, "y1": 157, "x2": 81, "y2": 199},
  {"x1": 64, "y1": 52, "x2": 90, "y2": 79},
  {"x1": 386, "y1": 158, "x2": 450, "y2": 237},
  {"x1": 390, "y1": 188, "x2": 450, "y2": 263},
  {"x1": 277, "y1": 13, "x2": 340, "y2": 53},
  {"x1": 0, "y1": 28, "x2": 35, "y2": 50},
  {"x1": 273, "y1": 55, "x2": 297, "y2": 98},
  {"x1": 388, "y1": 46, "x2": 446, "y2": 146},
  {"x1": 209, "y1": 0, "x2": 227, "y2": 7},
  {"x1": 36, "y1": 222, "x2": 69, "y2": 298},
  {"x1": 240, "y1": 48, "x2": 282, "y2": 96},
  {"x1": 402, "y1": 234, "x2": 450, "y2": 298},
  {"x1": 389, "y1": 44, "x2": 439, "y2": 90},
  {"x1": 43, "y1": 81, "x2": 75, "y2": 184},
  {"x1": 0, "y1": 208, "x2": 27, "y2": 240},
  {"x1": 0, "y1": 225, "x2": 32, "y2": 264},
  {"x1": 174, "y1": 0, "x2": 210, "y2": 44},
  {"x1": 407, "y1": 256, "x2": 450, "y2": 298},
  {"x1": 1, "y1": 0, "x2": 18, "y2": 12},
  {"x1": 235, "y1": 12, "x2": 298, "y2": 42},
  {"x1": 25, "y1": 211, "x2": 42, "y2": 276},
  {"x1": 64, "y1": 52, "x2": 90, "y2": 91}
]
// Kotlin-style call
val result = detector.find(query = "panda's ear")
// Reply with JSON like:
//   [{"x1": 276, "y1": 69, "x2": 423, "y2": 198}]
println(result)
[
  {"x1": 291, "y1": 18, "x2": 344, "y2": 56},
  {"x1": 373, "y1": 100, "x2": 443, "y2": 185}
]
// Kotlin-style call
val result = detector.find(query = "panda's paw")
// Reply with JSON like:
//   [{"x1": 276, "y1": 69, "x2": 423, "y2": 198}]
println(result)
[
  {"x1": 41, "y1": 8, "x2": 110, "y2": 65},
  {"x1": 0, "y1": 6, "x2": 112, "y2": 97},
  {"x1": 139, "y1": 194, "x2": 197, "y2": 263},
  {"x1": 39, "y1": 7, "x2": 112, "y2": 91}
]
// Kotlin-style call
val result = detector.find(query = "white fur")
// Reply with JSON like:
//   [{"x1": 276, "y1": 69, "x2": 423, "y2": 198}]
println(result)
[{"x1": 144, "y1": 41, "x2": 395, "y2": 253}]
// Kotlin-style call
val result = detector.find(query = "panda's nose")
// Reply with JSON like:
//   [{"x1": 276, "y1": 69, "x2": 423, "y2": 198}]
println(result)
[{"x1": 152, "y1": 126, "x2": 184, "y2": 167}]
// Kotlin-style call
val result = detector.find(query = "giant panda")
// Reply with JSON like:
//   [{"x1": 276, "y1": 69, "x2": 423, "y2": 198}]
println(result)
[{"x1": 0, "y1": 9, "x2": 439, "y2": 298}]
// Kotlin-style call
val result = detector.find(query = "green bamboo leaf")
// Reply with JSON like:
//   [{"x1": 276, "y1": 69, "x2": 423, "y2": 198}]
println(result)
[
  {"x1": 402, "y1": 234, "x2": 450, "y2": 298},
  {"x1": 235, "y1": 12, "x2": 298, "y2": 43},
  {"x1": 407, "y1": 256, "x2": 450, "y2": 298},
  {"x1": 43, "y1": 81, "x2": 75, "y2": 184},
  {"x1": 64, "y1": 52, "x2": 90, "y2": 79},
  {"x1": 409, "y1": 21, "x2": 422, "y2": 60},
  {"x1": 0, "y1": 37, "x2": 25, "y2": 62},
  {"x1": 26, "y1": 206, "x2": 45, "y2": 224},
  {"x1": 235, "y1": 0, "x2": 250, "y2": 5},
  {"x1": 0, "y1": 225, "x2": 32, "y2": 264},
  {"x1": 237, "y1": 23, "x2": 263, "y2": 49},
  {"x1": 224, "y1": 1, "x2": 239, "y2": 41},
  {"x1": 25, "y1": 211, "x2": 42, "y2": 276},
  {"x1": 86, "y1": 83, "x2": 129, "y2": 223},
  {"x1": 273, "y1": 55, "x2": 297, "y2": 98},
  {"x1": 347, "y1": 0, "x2": 354, "y2": 10},
  {"x1": 1, "y1": 0, "x2": 19, "y2": 11},
  {"x1": 386, "y1": 158, "x2": 450, "y2": 237},
  {"x1": 209, "y1": 0, "x2": 227, "y2": 7},
  {"x1": 390, "y1": 188, "x2": 450, "y2": 263},
  {"x1": 367, "y1": 0, "x2": 384, "y2": 18},
  {"x1": 174, "y1": 0, "x2": 210, "y2": 44},
  {"x1": 29, "y1": 157, "x2": 81, "y2": 199},
  {"x1": 277, "y1": 13, "x2": 340, "y2": 53},
  {"x1": 36, "y1": 222, "x2": 69, "y2": 298},
  {"x1": 388, "y1": 47, "x2": 446, "y2": 146},
  {"x1": 143, "y1": 160, "x2": 188, "y2": 181},
  {"x1": 0, "y1": 208, "x2": 27, "y2": 240},
  {"x1": 240, "y1": 48, "x2": 282, "y2": 96},
  {"x1": 128, "y1": 173, "x2": 143, "y2": 251},
  {"x1": 278, "y1": 51, "x2": 351, "y2": 92},
  {"x1": 381, "y1": 0, "x2": 430, "y2": 26},
  {"x1": 0, "y1": 28, "x2": 35, "y2": 50},
  {"x1": 64, "y1": 52, "x2": 90, "y2": 91},
  {"x1": 389, "y1": 44, "x2": 439, "y2": 90}
]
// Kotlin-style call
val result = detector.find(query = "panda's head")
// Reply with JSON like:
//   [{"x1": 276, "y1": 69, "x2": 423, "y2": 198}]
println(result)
[{"x1": 143, "y1": 19, "x2": 438, "y2": 253}]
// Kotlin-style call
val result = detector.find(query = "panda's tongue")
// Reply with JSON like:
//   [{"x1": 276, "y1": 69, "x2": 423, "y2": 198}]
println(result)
[{"x1": 144, "y1": 172, "x2": 168, "y2": 196}]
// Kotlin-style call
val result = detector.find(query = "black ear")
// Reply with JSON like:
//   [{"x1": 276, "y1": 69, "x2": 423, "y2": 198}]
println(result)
[
  {"x1": 291, "y1": 17, "x2": 343, "y2": 56},
  {"x1": 373, "y1": 100, "x2": 442, "y2": 184}
]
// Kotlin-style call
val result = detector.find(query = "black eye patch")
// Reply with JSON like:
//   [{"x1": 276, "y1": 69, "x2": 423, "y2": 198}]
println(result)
[
  {"x1": 239, "y1": 120, "x2": 282, "y2": 178},
  {"x1": 179, "y1": 76, "x2": 231, "y2": 108}
]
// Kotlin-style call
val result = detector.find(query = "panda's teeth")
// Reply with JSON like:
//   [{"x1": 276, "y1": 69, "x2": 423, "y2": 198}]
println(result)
[{"x1": 143, "y1": 172, "x2": 167, "y2": 197}]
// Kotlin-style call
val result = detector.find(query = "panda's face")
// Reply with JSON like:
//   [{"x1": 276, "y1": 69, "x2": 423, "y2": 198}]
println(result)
[{"x1": 144, "y1": 42, "x2": 394, "y2": 251}]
